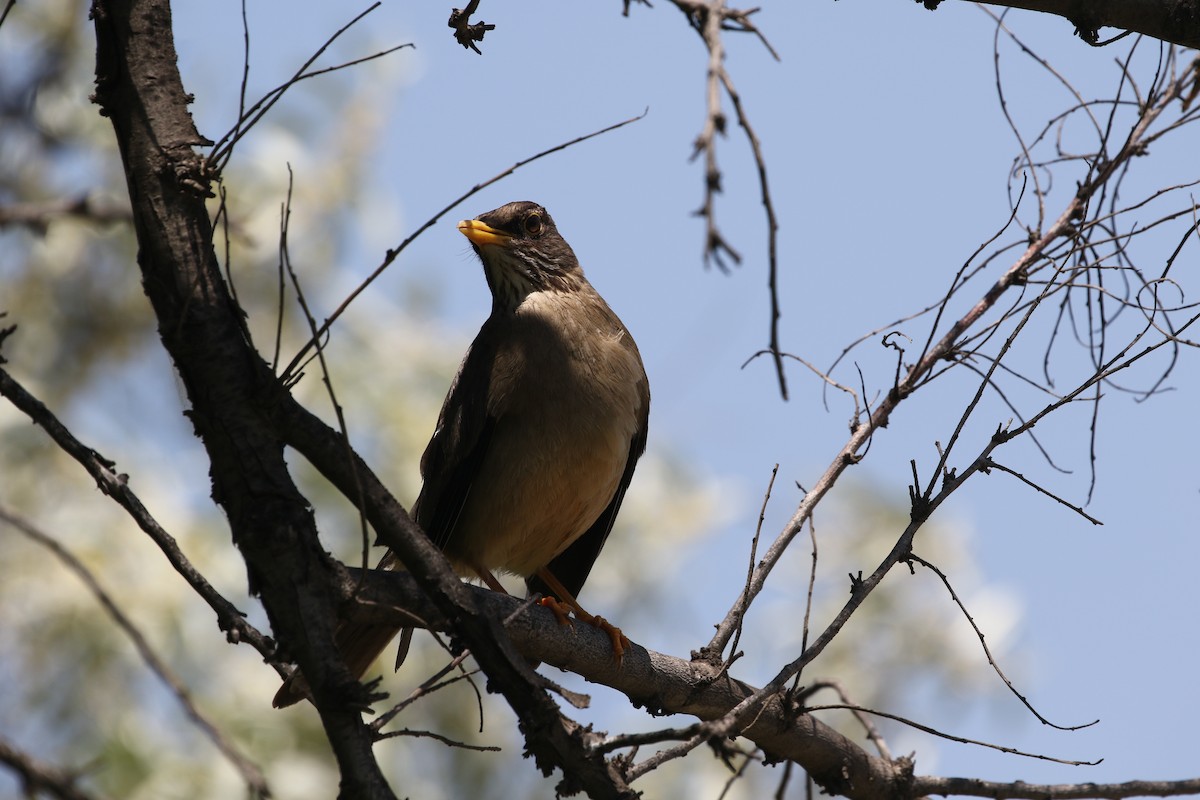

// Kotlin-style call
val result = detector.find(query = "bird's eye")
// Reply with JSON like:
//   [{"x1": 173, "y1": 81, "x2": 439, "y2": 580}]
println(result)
[{"x1": 523, "y1": 213, "x2": 543, "y2": 237}]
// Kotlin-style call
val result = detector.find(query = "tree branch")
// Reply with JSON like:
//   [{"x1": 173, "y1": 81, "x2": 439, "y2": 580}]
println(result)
[
  {"x1": 704, "y1": 37, "x2": 1197, "y2": 661},
  {"x1": 0, "y1": 506, "x2": 270, "y2": 798},
  {"x1": 88, "y1": 2, "x2": 640, "y2": 795},
  {"x1": 0, "y1": 194, "x2": 131, "y2": 232},
  {"x1": 913, "y1": 775, "x2": 1200, "y2": 800},
  {"x1": 90, "y1": 1, "x2": 395, "y2": 795},
  {"x1": 343, "y1": 568, "x2": 1200, "y2": 800},
  {"x1": 0, "y1": 365, "x2": 276, "y2": 660},
  {"x1": 924, "y1": 0, "x2": 1200, "y2": 49},
  {"x1": 0, "y1": 737, "x2": 109, "y2": 800},
  {"x1": 338, "y1": 568, "x2": 903, "y2": 799}
]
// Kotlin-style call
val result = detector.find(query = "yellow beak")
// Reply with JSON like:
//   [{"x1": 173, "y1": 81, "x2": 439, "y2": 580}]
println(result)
[{"x1": 458, "y1": 219, "x2": 512, "y2": 247}]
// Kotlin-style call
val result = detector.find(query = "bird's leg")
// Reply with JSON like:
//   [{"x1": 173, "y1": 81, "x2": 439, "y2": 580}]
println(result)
[
  {"x1": 534, "y1": 567, "x2": 629, "y2": 661},
  {"x1": 473, "y1": 567, "x2": 509, "y2": 595}
]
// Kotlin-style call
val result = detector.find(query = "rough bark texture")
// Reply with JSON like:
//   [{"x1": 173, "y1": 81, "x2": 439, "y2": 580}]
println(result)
[
  {"x1": 941, "y1": 0, "x2": 1200, "y2": 48},
  {"x1": 90, "y1": 2, "x2": 397, "y2": 797},
  {"x1": 72, "y1": 0, "x2": 1200, "y2": 797},
  {"x1": 90, "y1": 1, "x2": 642, "y2": 797},
  {"x1": 344, "y1": 568, "x2": 909, "y2": 800}
]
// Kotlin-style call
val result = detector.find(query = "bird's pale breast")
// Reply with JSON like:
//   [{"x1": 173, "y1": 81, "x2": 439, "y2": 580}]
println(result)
[{"x1": 443, "y1": 288, "x2": 645, "y2": 578}]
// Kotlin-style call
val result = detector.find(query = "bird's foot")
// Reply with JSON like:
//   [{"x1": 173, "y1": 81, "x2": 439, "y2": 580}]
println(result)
[
  {"x1": 538, "y1": 596, "x2": 628, "y2": 662},
  {"x1": 590, "y1": 615, "x2": 630, "y2": 663},
  {"x1": 539, "y1": 595, "x2": 576, "y2": 627}
]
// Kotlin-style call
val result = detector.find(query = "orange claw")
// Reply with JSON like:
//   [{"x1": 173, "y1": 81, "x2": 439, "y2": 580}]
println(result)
[
  {"x1": 535, "y1": 567, "x2": 630, "y2": 663},
  {"x1": 590, "y1": 615, "x2": 629, "y2": 663},
  {"x1": 538, "y1": 601, "x2": 629, "y2": 662},
  {"x1": 539, "y1": 595, "x2": 576, "y2": 627}
]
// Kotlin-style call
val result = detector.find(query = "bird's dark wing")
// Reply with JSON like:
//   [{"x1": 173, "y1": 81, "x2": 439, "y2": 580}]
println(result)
[
  {"x1": 527, "y1": 397, "x2": 649, "y2": 602},
  {"x1": 411, "y1": 330, "x2": 501, "y2": 550},
  {"x1": 380, "y1": 329, "x2": 501, "y2": 672}
]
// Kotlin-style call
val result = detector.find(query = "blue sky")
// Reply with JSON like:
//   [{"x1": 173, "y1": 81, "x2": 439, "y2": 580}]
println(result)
[{"x1": 167, "y1": 1, "x2": 1200, "y2": 791}]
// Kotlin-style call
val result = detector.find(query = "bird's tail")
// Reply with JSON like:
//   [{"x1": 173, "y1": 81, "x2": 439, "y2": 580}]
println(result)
[
  {"x1": 272, "y1": 618, "x2": 413, "y2": 708},
  {"x1": 273, "y1": 550, "x2": 416, "y2": 708}
]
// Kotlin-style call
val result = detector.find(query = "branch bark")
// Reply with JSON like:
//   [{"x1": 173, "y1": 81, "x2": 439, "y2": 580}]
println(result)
[
  {"x1": 341, "y1": 568, "x2": 906, "y2": 800},
  {"x1": 90, "y1": 1, "x2": 399, "y2": 796},
  {"x1": 931, "y1": 0, "x2": 1200, "y2": 49},
  {"x1": 0, "y1": 737, "x2": 108, "y2": 800},
  {"x1": 344, "y1": 568, "x2": 1200, "y2": 800},
  {"x1": 913, "y1": 776, "x2": 1200, "y2": 799},
  {"x1": 88, "y1": 1, "x2": 638, "y2": 796},
  {"x1": 74, "y1": 2, "x2": 1200, "y2": 798}
]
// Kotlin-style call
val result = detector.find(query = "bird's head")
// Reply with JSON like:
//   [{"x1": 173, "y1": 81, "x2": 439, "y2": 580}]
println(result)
[{"x1": 458, "y1": 201, "x2": 585, "y2": 311}]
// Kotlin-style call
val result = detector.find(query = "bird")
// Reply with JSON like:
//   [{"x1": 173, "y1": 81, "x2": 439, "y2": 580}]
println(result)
[{"x1": 274, "y1": 200, "x2": 650, "y2": 708}]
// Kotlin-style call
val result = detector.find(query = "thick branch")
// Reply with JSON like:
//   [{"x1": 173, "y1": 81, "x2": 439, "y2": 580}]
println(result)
[
  {"x1": 277, "y1": 394, "x2": 638, "y2": 798},
  {"x1": 914, "y1": 775, "x2": 1200, "y2": 799},
  {"x1": 88, "y1": 4, "x2": 638, "y2": 795},
  {"x1": 346, "y1": 570, "x2": 1200, "y2": 800},
  {"x1": 929, "y1": 0, "x2": 1200, "y2": 49},
  {"x1": 90, "y1": 1, "x2": 393, "y2": 795},
  {"x1": 341, "y1": 569, "x2": 903, "y2": 800}
]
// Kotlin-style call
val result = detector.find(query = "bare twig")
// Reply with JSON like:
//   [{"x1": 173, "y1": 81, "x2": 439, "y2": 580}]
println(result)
[
  {"x1": 596, "y1": 724, "x2": 705, "y2": 755},
  {"x1": 0, "y1": 368, "x2": 276, "y2": 660},
  {"x1": 722, "y1": 464, "x2": 778, "y2": 669},
  {"x1": 375, "y1": 727, "x2": 500, "y2": 751},
  {"x1": 277, "y1": 165, "x2": 372, "y2": 573},
  {"x1": 805, "y1": 703, "x2": 1097, "y2": 766},
  {"x1": 0, "y1": 508, "x2": 270, "y2": 798},
  {"x1": 0, "y1": 736, "x2": 109, "y2": 800},
  {"x1": 671, "y1": 0, "x2": 787, "y2": 396},
  {"x1": 707, "y1": 33, "x2": 1200, "y2": 665},
  {"x1": 798, "y1": 515, "x2": 818, "y2": 665},
  {"x1": 744, "y1": 349, "x2": 862, "y2": 420},
  {"x1": 671, "y1": 301, "x2": 1196, "y2": 773},
  {"x1": 803, "y1": 681, "x2": 892, "y2": 760},
  {"x1": 207, "y1": 3, "x2": 413, "y2": 171},
  {"x1": 906, "y1": 554, "x2": 1096, "y2": 731},
  {"x1": 279, "y1": 110, "x2": 647, "y2": 383},
  {"x1": 983, "y1": 460, "x2": 1104, "y2": 524},
  {"x1": 0, "y1": 195, "x2": 131, "y2": 231},
  {"x1": 720, "y1": 61, "x2": 785, "y2": 398}
]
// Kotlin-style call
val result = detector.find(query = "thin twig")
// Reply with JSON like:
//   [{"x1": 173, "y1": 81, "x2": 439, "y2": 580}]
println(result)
[
  {"x1": 906, "y1": 554, "x2": 1097, "y2": 731},
  {"x1": 805, "y1": 703, "x2": 1098, "y2": 766},
  {"x1": 706, "y1": 38, "x2": 1200, "y2": 670},
  {"x1": 208, "y1": 3, "x2": 412, "y2": 170},
  {"x1": 0, "y1": 736, "x2": 109, "y2": 800},
  {"x1": 984, "y1": 460, "x2": 1104, "y2": 525},
  {"x1": 374, "y1": 727, "x2": 501, "y2": 750},
  {"x1": 279, "y1": 110, "x2": 647, "y2": 382},
  {"x1": 672, "y1": 0, "x2": 786, "y2": 396},
  {"x1": 802, "y1": 681, "x2": 891, "y2": 760},
  {"x1": 719, "y1": 63, "x2": 784, "y2": 399},
  {"x1": 278, "y1": 165, "x2": 372, "y2": 574},
  {"x1": 798, "y1": 516, "x2": 818, "y2": 667},
  {"x1": 0, "y1": 508, "x2": 270, "y2": 798},
  {"x1": 0, "y1": 368, "x2": 276, "y2": 660},
  {"x1": 723, "y1": 464, "x2": 778, "y2": 666}
]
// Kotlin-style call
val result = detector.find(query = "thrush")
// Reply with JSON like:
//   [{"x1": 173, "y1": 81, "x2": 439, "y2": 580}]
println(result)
[{"x1": 274, "y1": 200, "x2": 650, "y2": 708}]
